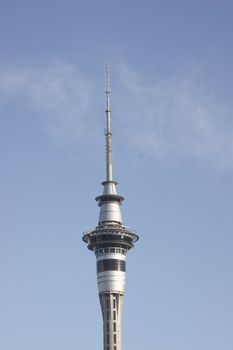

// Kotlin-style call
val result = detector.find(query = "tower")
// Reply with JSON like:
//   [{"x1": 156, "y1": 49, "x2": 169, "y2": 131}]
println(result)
[{"x1": 82, "y1": 65, "x2": 139, "y2": 350}]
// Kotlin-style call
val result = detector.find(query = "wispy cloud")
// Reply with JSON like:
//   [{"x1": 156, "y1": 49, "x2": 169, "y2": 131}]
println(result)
[
  {"x1": 116, "y1": 64, "x2": 233, "y2": 172},
  {"x1": 0, "y1": 63, "x2": 97, "y2": 142},
  {"x1": 0, "y1": 62, "x2": 232, "y2": 172}
]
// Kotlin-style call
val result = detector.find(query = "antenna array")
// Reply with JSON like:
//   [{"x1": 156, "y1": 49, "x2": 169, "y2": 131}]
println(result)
[{"x1": 105, "y1": 64, "x2": 113, "y2": 181}]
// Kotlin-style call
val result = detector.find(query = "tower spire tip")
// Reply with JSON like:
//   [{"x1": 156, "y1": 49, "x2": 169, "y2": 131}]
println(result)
[{"x1": 105, "y1": 63, "x2": 110, "y2": 94}]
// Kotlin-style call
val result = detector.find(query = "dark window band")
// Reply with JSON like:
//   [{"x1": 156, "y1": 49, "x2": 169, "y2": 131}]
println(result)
[{"x1": 97, "y1": 259, "x2": 126, "y2": 273}]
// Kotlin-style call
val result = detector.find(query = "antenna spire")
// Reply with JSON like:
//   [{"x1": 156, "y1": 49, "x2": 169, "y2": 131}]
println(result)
[{"x1": 105, "y1": 64, "x2": 113, "y2": 181}]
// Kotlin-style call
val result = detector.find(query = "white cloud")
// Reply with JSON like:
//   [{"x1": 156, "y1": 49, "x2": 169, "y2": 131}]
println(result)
[
  {"x1": 0, "y1": 63, "x2": 97, "y2": 143},
  {"x1": 115, "y1": 64, "x2": 233, "y2": 172}
]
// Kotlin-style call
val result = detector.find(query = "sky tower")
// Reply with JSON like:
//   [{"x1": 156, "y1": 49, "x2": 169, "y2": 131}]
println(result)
[{"x1": 82, "y1": 65, "x2": 139, "y2": 350}]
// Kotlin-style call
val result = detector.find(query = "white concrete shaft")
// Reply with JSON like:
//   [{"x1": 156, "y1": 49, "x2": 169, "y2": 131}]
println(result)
[
  {"x1": 103, "y1": 182, "x2": 117, "y2": 195},
  {"x1": 97, "y1": 253, "x2": 126, "y2": 294},
  {"x1": 99, "y1": 201, "x2": 122, "y2": 224},
  {"x1": 96, "y1": 253, "x2": 126, "y2": 261},
  {"x1": 98, "y1": 181, "x2": 122, "y2": 224},
  {"x1": 97, "y1": 270, "x2": 126, "y2": 294},
  {"x1": 99, "y1": 292, "x2": 124, "y2": 350}
]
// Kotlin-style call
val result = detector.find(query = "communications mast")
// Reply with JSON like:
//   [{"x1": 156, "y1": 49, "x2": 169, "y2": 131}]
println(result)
[{"x1": 83, "y1": 65, "x2": 139, "y2": 350}]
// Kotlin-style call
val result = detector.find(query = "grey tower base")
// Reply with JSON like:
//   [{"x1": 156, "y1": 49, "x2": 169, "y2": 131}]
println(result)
[{"x1": 99, "y1": 292, "x2": 124, "y2": 350}]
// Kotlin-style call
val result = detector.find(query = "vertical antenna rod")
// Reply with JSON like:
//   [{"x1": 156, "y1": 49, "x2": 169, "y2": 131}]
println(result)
[{"x1": 105, "y1": 64, "x2": 113, "y2": 181}]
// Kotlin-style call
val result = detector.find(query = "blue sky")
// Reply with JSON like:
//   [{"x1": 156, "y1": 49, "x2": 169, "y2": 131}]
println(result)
[{"x1": 1, "y1": 1, "x2": 233, "y2": 349}]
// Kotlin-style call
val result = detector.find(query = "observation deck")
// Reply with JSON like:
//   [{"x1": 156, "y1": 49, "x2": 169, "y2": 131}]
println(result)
[{"x1": 83, "y1": 224, "x2": 139, "y2": 251}]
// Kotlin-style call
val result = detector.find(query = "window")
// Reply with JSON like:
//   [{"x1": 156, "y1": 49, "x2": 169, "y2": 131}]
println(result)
[
  {"x1": 113, "y1": 311, "x2": 116, "y2": 320},
  {"x1": 97, "y1": 259, "x2": 126, "y2": 273},
  {"x1": 114, "y1": 334, "x2": 117, "y2": 344},
  {"x1": 113, "y1": 322, "x2": 116, "y2": 332}
]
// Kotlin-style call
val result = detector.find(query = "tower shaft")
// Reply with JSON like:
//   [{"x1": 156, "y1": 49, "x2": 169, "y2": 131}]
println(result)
[
  {"x1": 100, "y1": 292, "x2": 124, "y2": 350},
  {"x1": 83, "y1": 66, "x2": 138, "y2": 350}
]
